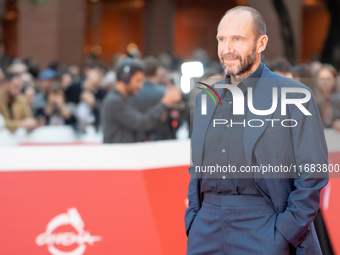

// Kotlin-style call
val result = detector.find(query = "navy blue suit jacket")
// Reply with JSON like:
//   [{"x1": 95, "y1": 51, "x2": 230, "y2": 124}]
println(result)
[{"x1": 185, "y1": 65, "x2": 329, "y2": 253}]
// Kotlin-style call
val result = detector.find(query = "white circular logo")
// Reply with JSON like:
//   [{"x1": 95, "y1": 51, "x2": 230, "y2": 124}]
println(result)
[{"x1": 36, "y1": 208, "x2": 102, "y2": 255}]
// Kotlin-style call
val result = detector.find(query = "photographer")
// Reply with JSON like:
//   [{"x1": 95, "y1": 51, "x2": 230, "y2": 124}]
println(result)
[{"x1": 101, "y1": 58, "x2": 181, "y2": 143}]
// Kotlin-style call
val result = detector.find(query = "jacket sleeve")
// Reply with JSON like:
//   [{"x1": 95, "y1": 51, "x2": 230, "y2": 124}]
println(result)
[
  {"x1": 5, "y1": 119, "x2": 21, "y2": 132},
  {"x1": 275, "y1": 87, "x2": 329, "y2": 248},
  {"x1": 185, "y1": 165, "x2": 199, "y2": 237},
  {"x1": 184, "y1": 93, "x2": 200, "y2": 237},
  {"x1": 5, "y1": 97, "x2": 34, "y2": 132},
  {"x1": 106, "y1": 97, "x2": 167, "y2": 132}
]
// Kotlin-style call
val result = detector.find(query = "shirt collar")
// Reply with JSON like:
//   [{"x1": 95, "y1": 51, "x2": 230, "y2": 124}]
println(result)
[{"x1": 224, "y1": 62, "x2": 264, "y2": 96}]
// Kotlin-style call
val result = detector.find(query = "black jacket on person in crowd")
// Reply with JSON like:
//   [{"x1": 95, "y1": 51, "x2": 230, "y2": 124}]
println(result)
[
  {"x1": 101, "y1": 88, "x2": 167, "y2": 143},
  {"x1": 65, "y1": 79, "x2": 106, "y2": 130},
  {"x1": 129, "y1": 81, "x2": 173, "y2": 141}
]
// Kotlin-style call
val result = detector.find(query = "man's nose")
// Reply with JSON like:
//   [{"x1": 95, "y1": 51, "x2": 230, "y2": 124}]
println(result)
[{"x1": 220, "y1": 41, "x2": 235, "y2": 55}]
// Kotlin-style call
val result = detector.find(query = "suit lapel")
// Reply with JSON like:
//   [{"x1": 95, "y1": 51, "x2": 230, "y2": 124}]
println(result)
[{"x1": 244, "y1": 67, "x2": 281, "y2": 166}]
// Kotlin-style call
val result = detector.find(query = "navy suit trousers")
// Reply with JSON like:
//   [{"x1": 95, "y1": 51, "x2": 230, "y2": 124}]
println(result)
[{"x1": 187, "y1": 194, "x2": 291, "y2": 255}]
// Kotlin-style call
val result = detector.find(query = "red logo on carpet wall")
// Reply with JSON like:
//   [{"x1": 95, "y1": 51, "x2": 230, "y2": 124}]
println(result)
[{"x1": 35, "y1": 208, "x2": 102, "y2": 255}]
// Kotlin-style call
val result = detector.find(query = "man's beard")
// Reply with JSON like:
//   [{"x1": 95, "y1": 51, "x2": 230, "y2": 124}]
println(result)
[
  {"x1": 126, "y1": 84, "x2": 138, "y2": 96},
  {"x1": 220, "y1": 45, "x2": 257, "y2": 77}
]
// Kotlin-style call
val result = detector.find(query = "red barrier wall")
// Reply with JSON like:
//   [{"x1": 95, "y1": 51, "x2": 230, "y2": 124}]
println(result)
[
  {"x1": 0, "y1": 167, "x2": 190, "y2": 255},
  {"x1": 0, "y1": 132, "x2": 339, "y2": 255}
]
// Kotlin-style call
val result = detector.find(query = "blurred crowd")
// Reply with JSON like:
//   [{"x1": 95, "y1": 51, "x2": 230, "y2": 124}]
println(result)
[
  {"x1": 0, "y1": 58, "x2": 108, "y2": 133},
  {"x1": 268, "y1": 57, "x2": 340, "y2": 131},
  {"x1": 0, "y1": 53, "x2": 188, "y2": 143},
  {"x1": 0, "y1": 50, "x2": 340, "y2": 143}
]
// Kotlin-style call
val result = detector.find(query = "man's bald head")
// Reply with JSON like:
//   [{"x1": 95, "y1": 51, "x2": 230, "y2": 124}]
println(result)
[{"x1": 219, "y1": 6, "x2": 266, "y2": 40}]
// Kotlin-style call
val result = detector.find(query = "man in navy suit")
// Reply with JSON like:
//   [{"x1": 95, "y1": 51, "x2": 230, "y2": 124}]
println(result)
[{"x1": 185, "y1": 6, "x2": 328, "y2": 255}]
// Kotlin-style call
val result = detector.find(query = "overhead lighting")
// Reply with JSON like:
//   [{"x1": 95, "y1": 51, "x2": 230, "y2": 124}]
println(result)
[
  {"x1": 127, "y1": 43, "x2": 138, "y2": 55},
  {"x1": 181, "y1": 61, "x2": 204, "y2": 78}
]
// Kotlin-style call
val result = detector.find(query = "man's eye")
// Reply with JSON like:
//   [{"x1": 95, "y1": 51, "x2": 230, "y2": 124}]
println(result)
[
  {"x1": 235, "y1": 37, "x2": 241, "y2": 41},
  {"x1": 218, "y1": 38, "x2": 225, "y2": 42}
]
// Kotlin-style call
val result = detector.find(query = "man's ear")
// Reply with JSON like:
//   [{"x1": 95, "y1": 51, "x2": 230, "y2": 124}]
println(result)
[{"x1": 257, "y1": 35, "x2": 268, "y2": 54}]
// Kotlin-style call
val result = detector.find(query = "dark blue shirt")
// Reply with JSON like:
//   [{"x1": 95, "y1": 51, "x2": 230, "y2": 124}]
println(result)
[{"x1": 201, "y1": 63, "x2": 264, "y2": 195}]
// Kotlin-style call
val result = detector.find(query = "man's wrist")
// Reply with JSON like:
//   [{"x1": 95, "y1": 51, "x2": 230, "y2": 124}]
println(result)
[{"x1": 160, "y1": 101, "x2": 168, "y2": 108}]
